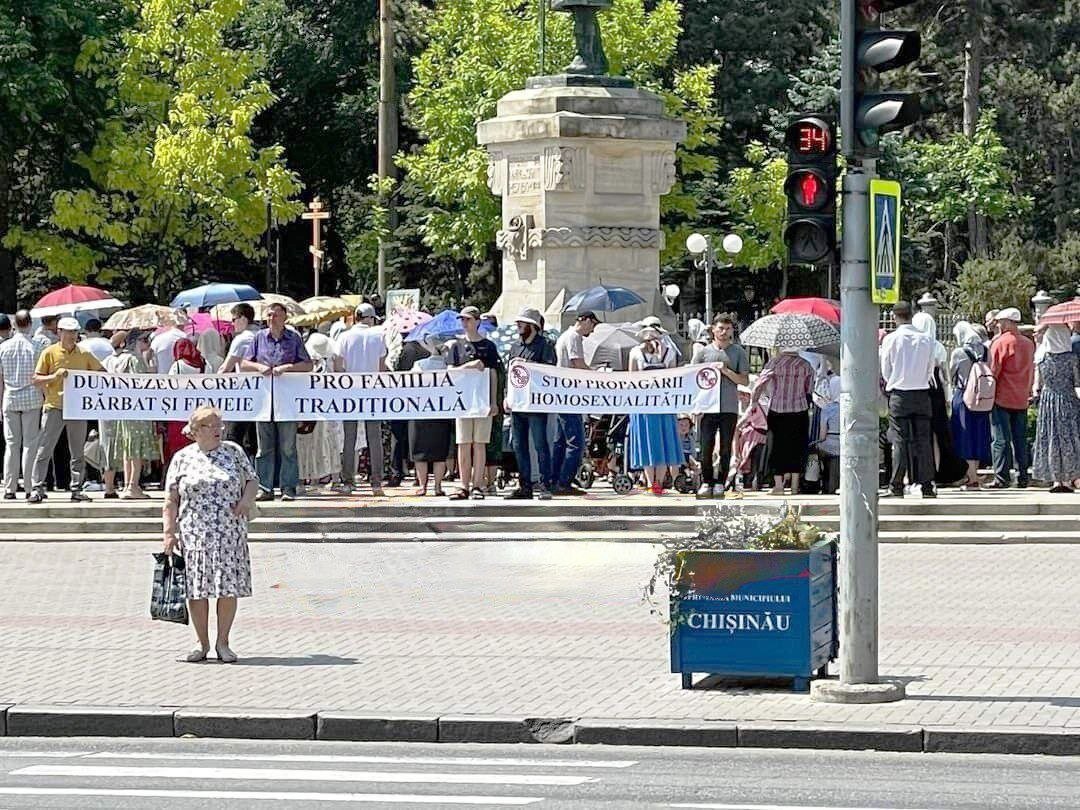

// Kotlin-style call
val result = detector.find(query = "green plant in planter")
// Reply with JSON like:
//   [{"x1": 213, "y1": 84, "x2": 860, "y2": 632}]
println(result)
[{"x1": 643, "y1": 503, "x2": 829, "y2": 623}]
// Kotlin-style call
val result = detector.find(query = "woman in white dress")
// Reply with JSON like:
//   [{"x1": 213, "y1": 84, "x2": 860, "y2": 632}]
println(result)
[{"x1": 297, "y1": 333, "x2": 345, "y2": 488}]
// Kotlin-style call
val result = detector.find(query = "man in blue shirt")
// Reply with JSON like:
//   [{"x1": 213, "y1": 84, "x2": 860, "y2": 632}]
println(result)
[{"x1": 241, "y1": 302, "x2": 313, "y2": 500}]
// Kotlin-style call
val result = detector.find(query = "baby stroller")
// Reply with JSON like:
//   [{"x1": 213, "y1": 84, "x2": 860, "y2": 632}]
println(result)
[
  {"x1": 577, "y1": 414, "x2": 612, "y2": 489},
  {"x1": 606, "y1": 413, "x2": 639, "y2": 495}
]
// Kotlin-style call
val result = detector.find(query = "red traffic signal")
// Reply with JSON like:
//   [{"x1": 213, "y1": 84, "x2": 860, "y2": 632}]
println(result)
[{"x1": 784, "y1": 169, "x2": 831, "y2": 211}]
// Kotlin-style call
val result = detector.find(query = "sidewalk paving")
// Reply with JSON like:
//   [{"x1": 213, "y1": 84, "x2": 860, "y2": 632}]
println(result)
[{"x1": 1, "y1": 541, "x2": 1078, "y2": 744}]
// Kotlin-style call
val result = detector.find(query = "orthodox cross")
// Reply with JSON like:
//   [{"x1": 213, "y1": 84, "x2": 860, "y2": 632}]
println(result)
[{"x1": 302, "y1": 197, "x2": 331, "y2": 296}]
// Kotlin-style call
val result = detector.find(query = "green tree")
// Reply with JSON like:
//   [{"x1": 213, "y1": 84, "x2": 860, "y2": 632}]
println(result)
[
  {"x1": 717, "y1": 142, "x2": 794, "y2": 295},
  {"x1": 951, "y1": 254, "x2": 1037, "y2": 319},
  {"x1": 6, "y1": 0, "x2": 303, "y2": 297},
  {"x1": 0, "y1": 0, "x2": 126, "y2": 309},
  {"x1": 903, "y1": 110, "x2": 1032, "y2": 282},
  {"x1": 398, "y1": 0, "x2": 721, "y2": 266}
]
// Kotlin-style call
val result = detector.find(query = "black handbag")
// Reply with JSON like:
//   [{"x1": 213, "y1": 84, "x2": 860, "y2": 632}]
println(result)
[{"x1": 150, "y1": 552, "x2": 189, "y2": 624}]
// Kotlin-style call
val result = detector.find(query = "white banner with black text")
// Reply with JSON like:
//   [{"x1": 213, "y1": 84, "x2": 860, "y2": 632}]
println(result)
[
  {"x1": 63, "y1": 372, "x2": 272, "y2": 421},
  {"x1": 272, "y1": 369, "x2": 491, "y2": 421},
  {"x1": 505, "y1": 361, "x2": 724, "y2": 414}
]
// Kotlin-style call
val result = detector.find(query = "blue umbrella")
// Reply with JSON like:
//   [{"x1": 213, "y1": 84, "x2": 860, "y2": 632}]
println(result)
[
  {"x1": 170, "y1": 283, "x2": 261, "y2": 309},
  {"x1": 562, "y1": 284, "x2": 645, "y2": 313},
  {"x1": 406, "y1": 309, "x2": 502, "y2": 342}
]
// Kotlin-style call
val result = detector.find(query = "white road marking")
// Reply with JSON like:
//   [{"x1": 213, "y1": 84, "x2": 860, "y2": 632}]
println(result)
[
  {"x1": 83, "y1": 750, "x2": 637, "y2": 768},
  {"x1": 13, "y1": 764, "x2": 593, "y2": 786},
  {"x1": 0, "y1": 787, "x2": 541, "y2": 804},
  {"x1": 2, "y1": 749, "x2": 636, "y2": 768},
  {"x1": 668, "y1": 803, "x2": 939, "y2": 810}
]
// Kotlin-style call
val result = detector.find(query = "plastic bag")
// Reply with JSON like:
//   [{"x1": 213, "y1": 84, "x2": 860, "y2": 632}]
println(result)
[{"x1": 150, "y1": 552, "x2": 189, "y2": 624}]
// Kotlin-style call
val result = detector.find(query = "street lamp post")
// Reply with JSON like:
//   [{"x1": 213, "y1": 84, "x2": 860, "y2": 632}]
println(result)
[{"x1": 686, "y1": 232, "x2": 743, "y2": 324}]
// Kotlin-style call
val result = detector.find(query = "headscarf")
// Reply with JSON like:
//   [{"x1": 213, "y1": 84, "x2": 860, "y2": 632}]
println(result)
[
  {"x1": 196, "y1": 328, "x2": 225, "y2": 372},
  {"x1": 953, "y1": 320, "x2": 983, "y2": 352},
  {"x1": 173, "y1": 337, "x2": 205, "y2": 371},
  {"x1": 1036, "y1": 324, "x2": 1073, "y2": 363},
  {"x1": 686, "y1": 318, "x2": 708, "y2": 344},
  {"x1": 912, "y1": 311, "x2": 948, "y2": 368}
]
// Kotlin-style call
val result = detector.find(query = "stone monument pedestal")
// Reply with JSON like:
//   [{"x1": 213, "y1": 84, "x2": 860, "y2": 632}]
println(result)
[{"x1": 477, "y1": 82, "x2": 686, "y2": 330}]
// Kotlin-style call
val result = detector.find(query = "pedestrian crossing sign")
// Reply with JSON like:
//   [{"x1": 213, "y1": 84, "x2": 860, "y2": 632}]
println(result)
[{"x1": 870, "y1": 179, "x2": 902, "y2": 305}]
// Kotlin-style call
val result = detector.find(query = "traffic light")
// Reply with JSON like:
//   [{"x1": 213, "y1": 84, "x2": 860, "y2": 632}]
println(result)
[
  {"x1": 841, "y1": 0, "x2": 921, "y2": 158},
  {"x1": 784, "y1": 114, "x2": 837, "y2": 267}
]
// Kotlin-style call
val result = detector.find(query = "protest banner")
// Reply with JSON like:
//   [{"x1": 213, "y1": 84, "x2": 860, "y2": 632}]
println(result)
[
  {"x1": 273, "y1": 369, "x2": 491, "y2": 421},
  {"x1": 63, "y1": 372, "x2": 272, "y2": 421},
  {"x1": 505, "y1": 361, "x2": 723, "y2": 414}
]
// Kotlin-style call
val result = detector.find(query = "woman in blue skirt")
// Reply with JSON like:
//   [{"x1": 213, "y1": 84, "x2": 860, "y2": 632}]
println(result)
[
  {"x1": 628, "y1": 325, "x2": 683, "y2": 495},
  {"x1": 949, "y1": 321, "x2": 992, "y2": 489}
]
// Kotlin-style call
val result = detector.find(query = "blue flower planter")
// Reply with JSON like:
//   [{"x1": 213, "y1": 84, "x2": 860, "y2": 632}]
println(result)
[{"x1": 669, "y1": 540, "x2": 837, "y2": 692}]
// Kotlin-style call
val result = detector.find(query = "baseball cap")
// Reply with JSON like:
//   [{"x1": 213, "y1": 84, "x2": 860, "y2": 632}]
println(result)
[
  {"x1": 459, "y1": 306, "x2": 481, "y2": 319},
  {"x1": 996, "y1": 307, "x2": 1022, "y2": 322},
  {"x1": 57, "y1": 317, "x2": 81, "y2": 332},
  {"x1": 355, "y1": 302, "x2": 376, "y2": 319},
  {"x1": 515, "y1": 307, "x2": 542, "y2": 328},
  {"x1": 576, "y1": 310, "x2": 599, "y2": 323}
]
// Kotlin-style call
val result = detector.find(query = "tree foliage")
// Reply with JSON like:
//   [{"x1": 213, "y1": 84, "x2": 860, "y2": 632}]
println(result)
[
  {"x1": 398, "y1": 0, "x2": 721, "y2": 264},
  {"x1": 6, "y1": 0, "x2": 303, "y2": 296}
]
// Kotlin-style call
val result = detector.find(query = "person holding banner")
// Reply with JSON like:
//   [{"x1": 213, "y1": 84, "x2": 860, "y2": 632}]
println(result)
[
  {"x1": 221, "y1": 302, "x2": 260, "y2": 456},
  {"x1": 29, "y1": 317, "x2": 104, "y2": 503},
  {"x1": 552, "y1": 311, "x2": 599, "y2": 496},
  {"x1": 695, "y1": 314, "x2": 749, "y2": 500},
  {"x1": 504, "y1": 308, "x2": 557, "y2": 500},
  {"x1": 627, "y1": 325, "x2": 683, "y2": 496},
  {"x1": 406, "y1": 334, "x2": 453, "y2": 496},
  {"x1": 334, "y1": 302, "x2": 387, "y2": 496},
  {"x1": 241, "y1": 302, "x2": 313, "y2": 501},
  {"x1": 448, "y1": 306, "x2": 501, "y2": 500},
  {"x1": 100, "y1": 331, "x2": 159, "y2": 499}
]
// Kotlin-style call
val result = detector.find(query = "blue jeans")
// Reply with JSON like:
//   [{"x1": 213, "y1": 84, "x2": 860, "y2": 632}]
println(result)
[
  {"x1": 552, "y1": 414, "x2": 585, "y2": 488},
  {"x1": 512, "y1": 412, "x2": 552, "y2": 491},
  {"x1": 990, "y1": 405, "x2": 1028, "y2": 485},
  {"x1": 256, "y1": 420, "x2": 299, "y2": 494}
]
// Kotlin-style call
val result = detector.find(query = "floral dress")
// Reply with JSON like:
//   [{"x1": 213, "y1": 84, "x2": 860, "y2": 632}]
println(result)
[
  {"x1": 1033, "y1": 351, "x2": 1080, "y2": 482},
  {"x1": 101, "y1": 351, "x2": 159, "y2": 466},
  {"x1": 165, "y1": 441, "x2": 256, "y2": 599}
]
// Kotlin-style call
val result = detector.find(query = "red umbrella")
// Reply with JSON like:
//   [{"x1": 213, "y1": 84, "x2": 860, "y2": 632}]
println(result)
[
  {"x1": 1037, "y1": 298, "x2": 1080, "y2": 326},
  {"x1": 770, "y1": 297, "x2": 841, "y2": 324},
  {"x1": 31, "y1": 284, "x2": 124, "y2": 318}
]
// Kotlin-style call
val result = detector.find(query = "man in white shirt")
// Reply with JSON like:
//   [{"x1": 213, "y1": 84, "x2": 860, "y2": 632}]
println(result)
[
  {"x1": 551, "y1": 310, "x2": 598, "y2": 495},
  {"x1": 334, "y1": 303, "x2": 387, "y2": 496},
  {"x1": 78, "y1": 318, "x2": 113, "y2": 362},
  {"x1": 879, "y1": 300, "x2": 936, "y2": 498},
  {"x1": 149, "y1": 309, "x2": 189, "y2": 373},
  {"x1": 0, "y1": 311, "x2": 45, "y2": 498}
]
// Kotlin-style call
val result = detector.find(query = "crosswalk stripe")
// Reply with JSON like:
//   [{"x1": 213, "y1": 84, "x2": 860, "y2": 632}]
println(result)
[
  {"x1": 13, "y1": 764, "x2": 593, "y2": 786},
  {"x1": 80, "y1": 751, "x2": 637, "y2": 768},
  {"x1": 0, "y1": 787, "x2": 542, "y2": 804},
  {"x1": 668, "y1": 803, "x2": 940, "y2": 810},
  {"x1": 1, "y1": 750, "x2": 637, "y2": 769}
]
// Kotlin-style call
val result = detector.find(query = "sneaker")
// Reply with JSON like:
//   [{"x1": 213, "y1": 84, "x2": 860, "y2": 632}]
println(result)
[
  {"x1": 83, "y1": 481, "x2": 104, "y2": 492},
  {"x1": 536, "y1": 484, "x2": 553, "y2": 501},
  {"x1": 696, "y1": 484, "x2": 714, "y2": 500},
  {"x1": 70, "y1": 491, "x2": 91, "y2": 503},
  {"x1": 885, "y1": 488, "x2": 905, "y2": 498},
  {"x1": 255, "y1": 490, "x2": 276, "y2": 502},
  {"x1": 281, "y1": 490, "x2": 296, "y2": 502},
  {"x1": 554, "y1": 484, "x2": 586, "y2": 496},
  {"x1": 921, "y1": 485, "x2": 937, "y2": 499},
  {"x1": 470, "y1": 487, "x2": 486, "y2": 500},
  {"x1": 103, "y1": 491, "x2": 119, "y2": 500},
  {"x1": 714, "y1": 486, "x2": 726, "y2": 500},
  {"x1": 985, "y1": 479, "x2": 1011, "y2": 490},
  {"x1": 1017, "y1": 479, "x2": 1029, "y2": 489},
  {"x1": 3, "y1": 493, "x2": 15, "y2": 500},
  {"x1": 504, "y1": 488, "x2": 533, "y2": 500},
  {"x1": 385, "y1": 477, "x2": 403, "y2": 488},
  {"x1": 27, "y1": 491, "x2": 43, "y2": 504}
]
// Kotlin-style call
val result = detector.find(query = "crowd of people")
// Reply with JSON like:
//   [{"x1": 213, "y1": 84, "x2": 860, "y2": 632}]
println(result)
[{"x1": 2, "y1": 296, "x2": 1080, "y2": 507}]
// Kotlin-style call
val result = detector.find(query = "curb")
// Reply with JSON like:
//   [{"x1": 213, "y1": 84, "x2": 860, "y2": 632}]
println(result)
[{"x1": 1, "y1": 706, "x2": 1078, "y2": 755}]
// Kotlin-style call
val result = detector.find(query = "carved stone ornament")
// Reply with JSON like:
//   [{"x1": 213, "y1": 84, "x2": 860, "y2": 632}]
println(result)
[
  {"x1": 543, "y1": 146, "x2": 585, "y2": 191},
  {"x1": 527, "y1": 226, "x2": 663, "y2": 249},
  {"x1": 495, "y1": 214, "x2": 535, "y2": 260},
  {"x1": 487, "y1": 151, "x2": 506, "y2": 196},
  {"x1": 648, "y1": 150, "x2": 677, "y2": 195}
]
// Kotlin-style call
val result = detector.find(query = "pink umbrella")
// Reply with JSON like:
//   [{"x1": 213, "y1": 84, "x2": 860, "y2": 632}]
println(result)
[
  {"x1": 384, "y1": 307, "x2": 432, "y2": 335},
  {"x1": 153, "y1": 313, "x2": 230, "y2": 337},
  {"x1": 31, "y1": 284, "x2": 124, "y2": 318},
  {"x1": 770, "y1": 297, "x2": 841, "y2": 324}
]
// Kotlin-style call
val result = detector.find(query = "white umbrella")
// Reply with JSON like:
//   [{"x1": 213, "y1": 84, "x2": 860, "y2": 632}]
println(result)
[{"x1": 740, "y1": 313, "x2": 840, "y2": 350}]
